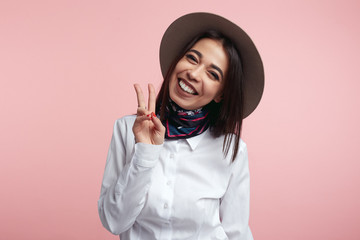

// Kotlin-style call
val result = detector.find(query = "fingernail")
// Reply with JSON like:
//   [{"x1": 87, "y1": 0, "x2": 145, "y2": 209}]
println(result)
[{"x1": 152, "y1": 112, "x2": 156, "y2": 118}]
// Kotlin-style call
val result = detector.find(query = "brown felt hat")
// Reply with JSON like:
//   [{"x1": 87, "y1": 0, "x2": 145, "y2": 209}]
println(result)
[{"x1": 159, "y1": 12, "x2": 264, "y2": 118}]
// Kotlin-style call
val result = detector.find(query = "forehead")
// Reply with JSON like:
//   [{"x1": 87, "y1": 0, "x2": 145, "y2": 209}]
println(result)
[{"x1": 190, "y1": 38, "x2": 229, "y2": 72}]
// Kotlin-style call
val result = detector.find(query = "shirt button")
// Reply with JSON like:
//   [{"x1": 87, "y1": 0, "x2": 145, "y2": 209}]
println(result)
[
  {"x1": 166, "y1": 180, "x2": 171, "y2": 186},
  {"x1": 170, "y1": 153, "x2": 174, "y2": 158},
  {"x1": 164, "y1": 203, "x2": 168, "y2": 209}
]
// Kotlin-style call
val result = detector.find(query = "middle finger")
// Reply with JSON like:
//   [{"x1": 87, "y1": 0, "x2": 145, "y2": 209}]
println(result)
[
  {"x1": 134, "y1": 84, "x2": 146, "y2": 109},
  {"x1": 148, "y1": 84, "x2": 156, "y2": 113}
]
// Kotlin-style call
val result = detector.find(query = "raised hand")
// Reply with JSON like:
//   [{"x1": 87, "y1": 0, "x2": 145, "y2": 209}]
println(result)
[{"x1": 132, "y1": 84, "x2": 165, "y2": 145}]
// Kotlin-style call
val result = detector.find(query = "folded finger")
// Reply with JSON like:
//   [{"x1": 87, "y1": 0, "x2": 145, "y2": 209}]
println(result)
[
  {"x1": 135, "y1": 114, "x2": 151, "y2": 123},
  {"x1": 151, "y1": 113, "x2": 165, "y2": 131}
]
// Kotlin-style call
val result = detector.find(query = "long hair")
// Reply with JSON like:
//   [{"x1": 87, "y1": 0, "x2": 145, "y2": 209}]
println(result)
[{"x1": 156, "y1": 30, "x2": 244, "y2": 162}]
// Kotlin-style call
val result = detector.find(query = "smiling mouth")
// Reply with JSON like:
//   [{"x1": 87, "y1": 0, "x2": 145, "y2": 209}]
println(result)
[{"x1": 178, "y1": 79, "x2": 198, "y2": 95}]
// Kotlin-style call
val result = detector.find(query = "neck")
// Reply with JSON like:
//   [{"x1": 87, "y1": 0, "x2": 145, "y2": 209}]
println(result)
[{"x1": 163, "y1": 99, "x2": 210, "y2": 139}]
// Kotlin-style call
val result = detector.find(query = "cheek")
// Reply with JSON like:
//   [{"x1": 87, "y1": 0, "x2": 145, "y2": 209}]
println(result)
[
  {"x1": 206, "y1": 82, "x2": 222, "y2": 96},
  {"x1": 169, "y1": 74, "x2": 178, "y2": 98},
  {"x1": 169, "y1": 73, "x2": 177, "y2": 88}
]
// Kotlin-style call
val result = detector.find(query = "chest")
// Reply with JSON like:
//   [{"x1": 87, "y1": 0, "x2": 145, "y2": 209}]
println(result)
[{"x1": 137, "y1": 138, "x2": 232, "y2": 230}]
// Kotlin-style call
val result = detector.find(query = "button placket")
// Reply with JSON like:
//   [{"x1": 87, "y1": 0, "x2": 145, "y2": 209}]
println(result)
[
  {"x1": 159, "y1": 140, "x2": 179, "y2": 238},
  {"x1": 163, "y1": 152, "x2": 175, "y2": 213}
]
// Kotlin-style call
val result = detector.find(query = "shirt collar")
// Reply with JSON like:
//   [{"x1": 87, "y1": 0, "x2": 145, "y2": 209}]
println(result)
[{"x1": 184, "y1": 129, "x2": 208, "y2": 151}]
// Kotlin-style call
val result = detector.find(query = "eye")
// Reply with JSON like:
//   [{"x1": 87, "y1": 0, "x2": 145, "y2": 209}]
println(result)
[
  {"x1": 209, "y1": 71, "x2": 220, "y2": 81},
  {"x1": 185, "y1": 54, "x2": 198, "y2": 64}
]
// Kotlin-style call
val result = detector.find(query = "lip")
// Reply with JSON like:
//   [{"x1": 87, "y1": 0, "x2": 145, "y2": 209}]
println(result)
[{"x1": 177, "y1": 78, "x2": 198, "y2": 95}]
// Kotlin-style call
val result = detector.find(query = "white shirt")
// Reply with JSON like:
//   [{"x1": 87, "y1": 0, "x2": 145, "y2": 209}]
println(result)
[{"x1": 98, "y1": 115, "x2": 253, "y2": 240}]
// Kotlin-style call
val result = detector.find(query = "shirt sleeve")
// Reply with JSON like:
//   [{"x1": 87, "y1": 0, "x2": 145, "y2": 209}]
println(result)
[
  {"x1": 219, "y1": 142, "x2": 254, "y2": 240},
  {"x1": 97, "y1": 117, "x2": 162, "y2": 235}
]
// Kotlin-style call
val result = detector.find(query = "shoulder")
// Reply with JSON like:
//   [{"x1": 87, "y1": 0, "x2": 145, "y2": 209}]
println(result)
[
  {"x1": 239, "y1": 138, "x2": 247, "y2": 154},
  {"x1": 230, "y1": 138, "x2": 249, "y2": 174},
  {"x1": 221, "y1": 134, "x2": 248, "y2": 166},
  {"x1": 115, "y1": 114, "x2": 136, "y2": 125},
  {"x1": 111, "y1": 115, "x2": 136, "y2": 139},
  {"x1": 208, "y1": 132, "x2": 248, "y2": 153},
  {"x1": 113, "y1": 115, "x2": 136, "y2": 129},
  {"x1": 199, "y1": 132, "x2": 248, "y2": 164}
]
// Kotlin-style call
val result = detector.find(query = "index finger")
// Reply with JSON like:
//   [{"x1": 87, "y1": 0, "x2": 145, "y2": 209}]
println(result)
[
  {"x1": 134, "y1": 84, "x2": 146, "y2": 109},
  {"x1": 148, "y1": 84, "x2": 156, "y2": 112}
]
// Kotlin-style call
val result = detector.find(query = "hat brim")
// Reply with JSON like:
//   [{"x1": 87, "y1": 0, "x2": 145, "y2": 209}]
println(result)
[{"x1": 159, "y1": 12, "x2": 264, "y2": 118}]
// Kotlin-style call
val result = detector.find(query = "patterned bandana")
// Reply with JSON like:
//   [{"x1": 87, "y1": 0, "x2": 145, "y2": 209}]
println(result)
[{"x1": 163, "y1": 100, "x2": 210, "y2": 139}]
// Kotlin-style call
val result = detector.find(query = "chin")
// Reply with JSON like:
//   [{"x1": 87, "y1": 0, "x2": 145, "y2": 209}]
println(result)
[{"x1": 170, "y1": 97, "x2": 186, "y2": 109}]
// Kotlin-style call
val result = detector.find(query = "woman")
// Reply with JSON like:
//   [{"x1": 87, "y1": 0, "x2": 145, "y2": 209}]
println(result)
[{"x1": 98, "y1": 12, "x2": 264, "y2": 240}]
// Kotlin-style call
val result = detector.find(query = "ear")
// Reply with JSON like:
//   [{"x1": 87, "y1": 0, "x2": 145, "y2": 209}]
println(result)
[{"x1": 214, "y1": 94, "x2": 222, "y2": 103}]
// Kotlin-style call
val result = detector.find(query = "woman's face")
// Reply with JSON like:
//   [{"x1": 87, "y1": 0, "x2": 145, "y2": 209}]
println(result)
[{"x1": 169, "y1": 38, "x2": 228, "y2": 110}]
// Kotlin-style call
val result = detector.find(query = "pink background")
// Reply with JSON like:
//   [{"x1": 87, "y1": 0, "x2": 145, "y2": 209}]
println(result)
[{"x1": 1, "y1": 0, "x2": 359, "y2": 239}]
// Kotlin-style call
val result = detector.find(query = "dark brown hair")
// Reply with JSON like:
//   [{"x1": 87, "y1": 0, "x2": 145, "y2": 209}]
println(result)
[{"x1": 156, "y1": 30, "x2": 244, "y2": 161}]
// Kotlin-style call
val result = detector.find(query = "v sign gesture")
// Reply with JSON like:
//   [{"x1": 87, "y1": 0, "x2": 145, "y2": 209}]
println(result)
[{"x1": 132, "y1": 84, "x2": 165, "y2": 145}]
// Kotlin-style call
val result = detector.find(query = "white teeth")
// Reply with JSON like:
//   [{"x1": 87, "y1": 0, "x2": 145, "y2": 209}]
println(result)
[{"x1": 179, "y1": 80, "x2": 195, "y2": 94}]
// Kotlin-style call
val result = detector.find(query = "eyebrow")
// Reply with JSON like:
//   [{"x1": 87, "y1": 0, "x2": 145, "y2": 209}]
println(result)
[{"x1": 188, "y1": 49, "x2": 224, "y2": 80}]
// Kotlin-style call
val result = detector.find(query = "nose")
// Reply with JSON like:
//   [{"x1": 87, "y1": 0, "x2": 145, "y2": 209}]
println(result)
[{"x1": 187, "y1": 65, "x2": 203, "y2": 82}]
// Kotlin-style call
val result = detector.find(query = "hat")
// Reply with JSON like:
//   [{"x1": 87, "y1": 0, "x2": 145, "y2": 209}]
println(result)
[{"x1": 159, "y1": 12, "x2": 264, "y2": 118}]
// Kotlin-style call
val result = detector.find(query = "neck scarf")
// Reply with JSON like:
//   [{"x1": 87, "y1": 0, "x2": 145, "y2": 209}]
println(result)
[{"x1": 163, "y1": 100, "x2": 210, "y2": 139}]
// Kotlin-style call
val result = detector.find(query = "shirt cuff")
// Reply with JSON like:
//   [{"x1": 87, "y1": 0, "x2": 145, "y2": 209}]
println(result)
[{"x1": 133, "y1": 142, "x2": 163, "y2": 168}]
